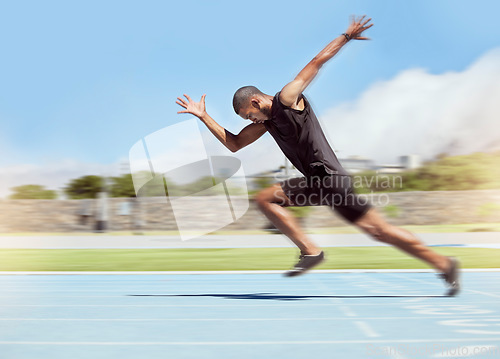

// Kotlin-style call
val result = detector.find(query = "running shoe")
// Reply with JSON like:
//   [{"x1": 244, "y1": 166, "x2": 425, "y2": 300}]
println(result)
[
  {"x1": 284, "y1": 251, "x2": 325, "y2": 277},
  {"x1": 439, "y1": 256, "x2": 461, "y2": 296}
]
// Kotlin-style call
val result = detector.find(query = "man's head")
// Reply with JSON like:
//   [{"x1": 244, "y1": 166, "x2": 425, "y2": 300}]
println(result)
[{"x1": 233, "y1": 86, "x2": 272, "y2": 124}]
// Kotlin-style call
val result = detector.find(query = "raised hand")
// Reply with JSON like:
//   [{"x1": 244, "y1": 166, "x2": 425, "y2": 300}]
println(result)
[
  {"x1": 176, "y1": 94, "x2": 207, "y2": 118},
  {"x1": 345, "y1": 15, "x2": 373, "y2": 40}
]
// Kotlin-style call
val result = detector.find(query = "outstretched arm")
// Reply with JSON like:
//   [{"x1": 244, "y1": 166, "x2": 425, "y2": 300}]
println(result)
[
  {"x1": 280, "y1": 15, "x2": 373, "y2": 108},
  {"x1": 176, "y1": 94, "x2": 267, "y2": 153}
]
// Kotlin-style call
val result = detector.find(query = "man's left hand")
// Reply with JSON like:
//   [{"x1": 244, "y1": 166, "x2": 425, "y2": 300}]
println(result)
[{"x1": 345, "y1": 15, "x2": 373, "y2": 40}]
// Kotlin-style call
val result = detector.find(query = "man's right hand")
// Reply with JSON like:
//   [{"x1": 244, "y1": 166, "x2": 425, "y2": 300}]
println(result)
[
  {"x1": 176, "y1": 94, "x2": 207, "y2": 118},
  {"x1": 176, "y1": 92, "x2": 267, "y2": 152}
]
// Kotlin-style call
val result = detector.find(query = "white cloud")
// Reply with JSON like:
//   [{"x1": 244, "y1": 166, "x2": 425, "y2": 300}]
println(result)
[
  {"x1": 320, "y1": 48, "x2": 500, "y2": 163},
  {"x1": 216, "y1": 48, "x2": 500, "y2": 173},
  {"x1": 3, "y1": 50, "x2": 498, "y2": 198}
]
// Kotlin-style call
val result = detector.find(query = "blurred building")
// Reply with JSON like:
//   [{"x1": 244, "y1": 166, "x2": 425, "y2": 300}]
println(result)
[
  {"x1": 248, "y1": 154, "x2": 422, "y2": 189},
  {"x1": 376, "y1": 154, "x2": 422, "y2": 174},
  {"x1": 400, "y1": 154, "x2": 421, "y2": 170},
  {"x1": 339, "y1": 156, "x2": 374, "y2": 173}
]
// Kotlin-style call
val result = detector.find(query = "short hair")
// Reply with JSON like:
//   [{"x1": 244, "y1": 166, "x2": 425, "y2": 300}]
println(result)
[{"x1": 232, "y1": 86, "x2": 263, "y2": 114}]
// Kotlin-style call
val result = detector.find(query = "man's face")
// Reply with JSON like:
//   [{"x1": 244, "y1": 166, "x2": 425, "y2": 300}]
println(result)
[{"x1": 238, "y1": 101, "x2": 270, "y2": 124}]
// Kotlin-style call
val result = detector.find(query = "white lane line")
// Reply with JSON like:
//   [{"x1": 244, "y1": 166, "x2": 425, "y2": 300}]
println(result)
[
  {"x1": 0, "y1": 293, "x2": 445, "y2": 298},
  {"x1": 3, "y1": 315, "x2": 500, "y2": 321},
  {"x1": 2, "y1": 316, "x2": 499, "y2": 321},
  {"x1": 0, "y1": 288, "x2": 375, "y2": 292},
  {"x1": 0, "y1": 318, "x2": 362, "y2": 322},
  {"x1": 0, "y1": 295, "x2": 161, "y2": 298},
  {"x1": 0, "y1": 338, "x2": 500, "y2": 345},
  {"x1": 0, "y1": 304, "x2": 299, "y2": 307},
  {"x1": 0, "y1": 286, "x2": 259, "y2": 288},
  {"x1": 1, "y1": 269, "x2": 499, "y2": 276},
  {"x1": 3, "y1": 301, "x2": 499, "y2": 307},
  {"x1": 354, "y1": 321, "x2": 380, "y2": 337}
]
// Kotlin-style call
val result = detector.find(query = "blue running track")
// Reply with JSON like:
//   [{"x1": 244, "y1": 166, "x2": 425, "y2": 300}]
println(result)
[{"x1": 0, "y1": 272, "x2": 499, "y2": 359}]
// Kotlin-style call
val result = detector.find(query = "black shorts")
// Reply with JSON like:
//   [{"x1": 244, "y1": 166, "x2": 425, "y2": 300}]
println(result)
[{"x1": 279, "y1": 166, "x2": 371, "y2": 223}]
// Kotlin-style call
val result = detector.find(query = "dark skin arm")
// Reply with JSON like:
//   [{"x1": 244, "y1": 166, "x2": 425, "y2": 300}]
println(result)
[
  {"x1": 175, "y1": 16, "x2": 371, "y2": 151},
  {"x1": 280, "y1": 15, "x2": 373, "y2": 109},
  {"x1": 176, "y1": 94, "x2": 267, "y2": 153}
]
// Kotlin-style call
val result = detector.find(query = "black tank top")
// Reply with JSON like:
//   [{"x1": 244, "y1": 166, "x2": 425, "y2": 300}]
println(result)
[{"x1": 264, "y1": 92, "x2": 348, "y2": 177}]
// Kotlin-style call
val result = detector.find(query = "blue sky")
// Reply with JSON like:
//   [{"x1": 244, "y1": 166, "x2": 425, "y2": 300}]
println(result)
[{"x1": 1, "y1": 0, "x2": 499, "y2": 194}]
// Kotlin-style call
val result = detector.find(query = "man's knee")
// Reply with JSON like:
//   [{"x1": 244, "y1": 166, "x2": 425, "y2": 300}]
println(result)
[
  {"x1": 254, "y1": 189, "x2": 270, "y2": 208},
  {"x1": 255, "y1": 185, "x2": 290, "y2": 208},
  {"x1": 367, "y1": 223, "x2": 393, "y2": 243},
  {"x1": 354, "y1": 210, "x2": 393, "y2": 243}
]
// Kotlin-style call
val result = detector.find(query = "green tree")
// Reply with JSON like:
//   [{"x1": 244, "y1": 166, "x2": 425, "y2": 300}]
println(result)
[
  {"x1": 109, "y1": 174, "x2": 136, "y2": 198},
  {"x1": 356, "y1": 151, "x2": 500, "y2": 193},
  {"x1": 9, "y1": 185, "x2": 57, "y2": 199},
  {"x1": 135, "y1": 175, "x2": 180, "y2": 197},
  {"x1": 179, "y1": 176, "x2": 226, "y2": 196},
  {"x1": 64, "y1": 175, "x2": 104, "y2": 199}
]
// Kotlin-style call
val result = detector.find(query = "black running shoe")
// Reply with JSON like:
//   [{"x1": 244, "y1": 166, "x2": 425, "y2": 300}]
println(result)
[
  {"x1": 439, "y1": 257, "x2": 461, "y2": 296},
  {"x1": 284, "y1": 251, "x2": 325, "y2": 277}
]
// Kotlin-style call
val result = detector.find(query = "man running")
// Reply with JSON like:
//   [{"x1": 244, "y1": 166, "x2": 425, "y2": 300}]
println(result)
[{"x1": 176, "y1": 15, "x2": 460, "y2": 296}]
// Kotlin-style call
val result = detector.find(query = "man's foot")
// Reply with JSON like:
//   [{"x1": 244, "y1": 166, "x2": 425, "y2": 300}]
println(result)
[
  {"x1": 439, "y1": 257, "x2": 461, "y2": 296},
  {"x1": 284, "y1": 251, "x2": 325, "y2": 277}
]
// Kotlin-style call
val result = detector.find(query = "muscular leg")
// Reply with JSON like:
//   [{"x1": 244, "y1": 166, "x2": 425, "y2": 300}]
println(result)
[
  {"x1": 255, "y1": 183, "x2": 321, "y2": 255},
  {"x1": 354, "y1": 208, "x2": 450, "y2": 272}
]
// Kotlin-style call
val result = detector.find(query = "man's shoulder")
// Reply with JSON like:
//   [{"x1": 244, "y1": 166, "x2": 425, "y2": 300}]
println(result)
[
  {"x1": 273, "y1": 91, "x2": 304, "y2": 107},
  {"x1": 271, "y1": 92, "x2": 283, "y2": 115},
  {"x1": 274, "y1": 91, "x2": 295, "y2": 107},
  {"x1": 276, "y1": 91, "x2": 309, "y2": 112}
]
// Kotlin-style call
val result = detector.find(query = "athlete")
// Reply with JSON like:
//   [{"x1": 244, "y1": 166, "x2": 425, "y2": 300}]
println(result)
[{"x1": 176, "y1": 15, "x2": 460, "y2": 296}]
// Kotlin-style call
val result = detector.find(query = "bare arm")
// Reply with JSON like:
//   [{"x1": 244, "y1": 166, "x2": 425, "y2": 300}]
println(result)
[
  {"x1": 176, "y1": 94, "x2": 267, "y2": 153},
  {"x1": 280, "y1": 15, "x2": 373, "y2": 108},
  {"x1": 234, "y1": 122, "x2": 268, "y2": 150}
]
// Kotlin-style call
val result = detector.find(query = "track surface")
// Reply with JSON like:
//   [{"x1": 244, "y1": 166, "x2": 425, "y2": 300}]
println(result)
[
  {"x1": 1, "y1": 272, "x2": 499, "y2": 359},
  {"x1": 0, "y1": 232, "x2": 499, "y2": 248}
]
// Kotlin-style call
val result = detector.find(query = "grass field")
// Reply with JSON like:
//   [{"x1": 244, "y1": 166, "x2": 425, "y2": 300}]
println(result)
[{"x1": 0, "y1": 247, "x2": 498, "y2": 271}]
